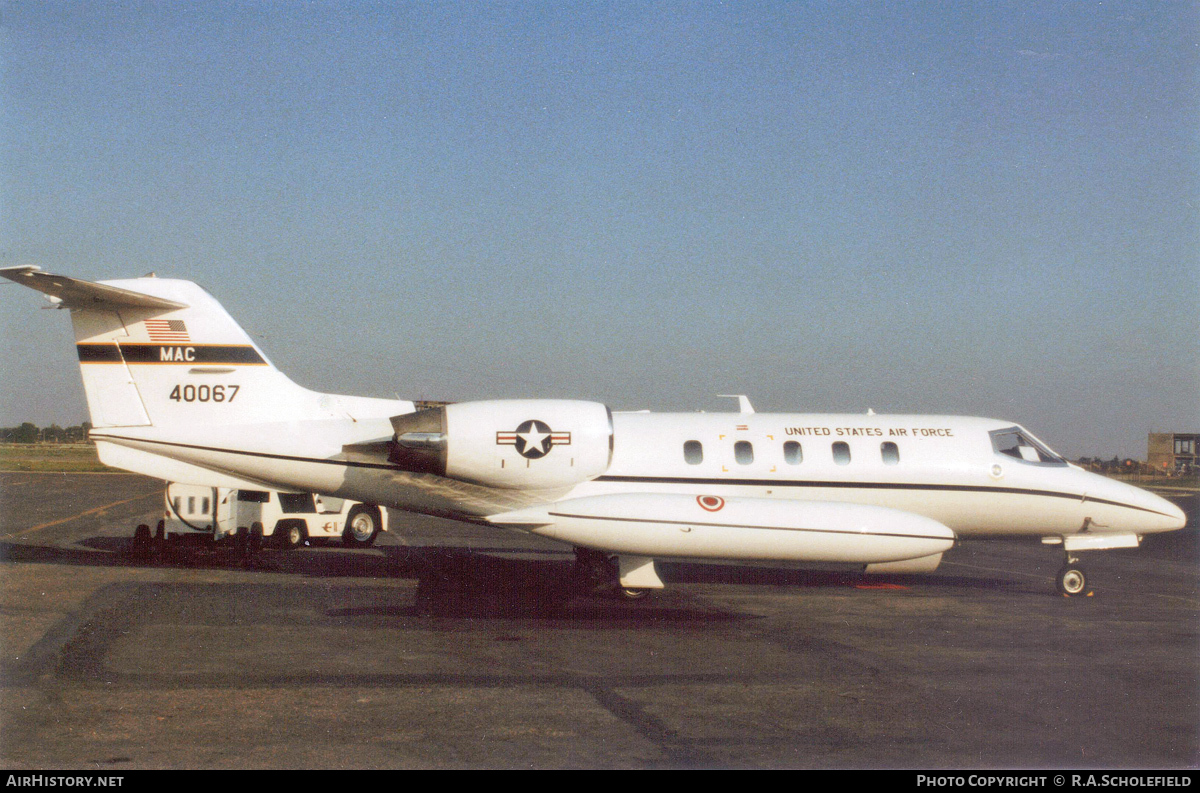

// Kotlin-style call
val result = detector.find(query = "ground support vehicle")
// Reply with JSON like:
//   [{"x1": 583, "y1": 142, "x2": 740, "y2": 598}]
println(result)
[{"x1": 133, "y1": 483, "x2": 387, "y2": 551}]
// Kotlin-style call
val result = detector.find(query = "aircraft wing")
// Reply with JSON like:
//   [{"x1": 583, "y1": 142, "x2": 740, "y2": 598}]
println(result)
[
  {"x1": 488, "y1": 493, "x2": 956, "y2": 565},
  {"x1": 0, "y1": 266, "x2": 188, "y2": 311}
]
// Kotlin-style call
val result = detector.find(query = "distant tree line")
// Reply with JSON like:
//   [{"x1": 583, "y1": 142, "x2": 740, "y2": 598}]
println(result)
[
  {"x1": 1074, "y1": 456, "x2": 1155, "y2": 475},
  {"x1": 1, "y1": 422, "x2": 92, "y2": 443}
]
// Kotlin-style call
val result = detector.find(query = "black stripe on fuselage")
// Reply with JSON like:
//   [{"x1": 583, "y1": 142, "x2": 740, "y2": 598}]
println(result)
[
  {"x1": 547, "y1": 511, "x2": 947, "y2": 541},
  {"x1": 90, "y1": 433, "x2": 403, "y2": 471},
  {"x1": 77, "y1": 344, "x2": 266, "y2": 365},
  {"x1": 594, "y1": 475, "x2": 1175, "y2": 518},
  {"x1": 86, "y1": 434, "x2": 1174, "y2": 519}
]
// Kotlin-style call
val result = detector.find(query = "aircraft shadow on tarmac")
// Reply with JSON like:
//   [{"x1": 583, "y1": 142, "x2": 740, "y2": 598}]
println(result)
[{"x1": 0, "y1": 527, "x2": 1038, "y2": 622}]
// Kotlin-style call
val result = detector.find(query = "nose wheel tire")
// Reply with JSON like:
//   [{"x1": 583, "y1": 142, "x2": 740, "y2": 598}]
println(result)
[{"x1": 1056, "y1": 565, "x2": 1089, "y2": 597}]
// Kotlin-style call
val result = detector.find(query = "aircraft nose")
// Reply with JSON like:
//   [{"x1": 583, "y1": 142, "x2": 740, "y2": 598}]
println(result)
[
  {"x1": 1136, "y1": 487, "x2": 1188, "y2": 533},
  {"x1": 1160, "y1": 495, "x2": 1188, "y2": 531},
  {"x1": 1088, "y1": 471, "x2": 1189, "y2": 533}
]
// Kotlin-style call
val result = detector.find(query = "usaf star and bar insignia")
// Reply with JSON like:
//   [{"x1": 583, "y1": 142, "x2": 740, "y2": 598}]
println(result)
[{"x1": 497, "y1": 420, "x2": 571, "y2": 459}]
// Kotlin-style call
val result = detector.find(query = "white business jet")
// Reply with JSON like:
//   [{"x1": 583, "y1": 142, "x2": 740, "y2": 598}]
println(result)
[{"x1": 2, "y1": 266, "x2": 1186, "y2": 597}]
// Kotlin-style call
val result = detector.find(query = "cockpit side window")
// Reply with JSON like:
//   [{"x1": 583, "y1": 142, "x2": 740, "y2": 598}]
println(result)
[{"x1": 989, "y1": 427, "x2": 1066, "y2": 466}]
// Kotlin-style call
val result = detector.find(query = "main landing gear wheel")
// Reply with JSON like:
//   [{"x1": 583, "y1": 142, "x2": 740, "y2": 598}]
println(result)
[
  {"x1": 1056, "y1": 564, "x2": 1089, "y2": 597},
  {"x1": 342, "y1": 506, "x2": 380, "y2": 547},
  {"x1": 572, "y1": 548, "x2": 617, "y2": 595},
  {"x1": 571, "y1": 548, "x2": 655, "y2": 601}
]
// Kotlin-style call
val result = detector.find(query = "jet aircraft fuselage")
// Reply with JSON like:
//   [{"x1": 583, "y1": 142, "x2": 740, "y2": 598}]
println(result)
[{"x1": 1, "y1": 266, "x2": 1186, "y2": 596}]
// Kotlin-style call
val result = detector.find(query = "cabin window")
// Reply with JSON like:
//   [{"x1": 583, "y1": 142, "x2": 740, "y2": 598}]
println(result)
[
  {"x1": 188, "y1": 496, "x2": 196, "y2": 514},
  {"x1": 832, "y1": 441, "x2": 851, "y2": 465},
  {"x1": 278, "y1": 493, "x2": 317, "y2": 514},
  {"x1": 201, "y1": 497, "x2": 210, "y2": 514},
  {"x1": 318, "y1": 496, "x2": 345, "y2": 514},
  {"x1": 238, "y1": 490, "x2": 271, "y2": 503},
  {"x1": 881, "y1": 442, "x2": 899, "y2": 465},
  {"x1": 173, "y1": 497, "x2": 182, "y2": 514},
  {"x1": 783, "y1": 440, "x2": 803, "y2": 465},
  {"x1": 989, "y1": 427, "x2": 1066, "y2": 466},
  {"x1": 683, "y1": 440, "x2": 704, "y2": 465},
  {"x1": 734, "y1": 441, "x2": 754, "y2": 465}
]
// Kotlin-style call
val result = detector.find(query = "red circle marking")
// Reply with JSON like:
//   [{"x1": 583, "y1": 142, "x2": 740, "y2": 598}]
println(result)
[{"x1": 697, "y1": 495, "x2": 725, "y2": 512}]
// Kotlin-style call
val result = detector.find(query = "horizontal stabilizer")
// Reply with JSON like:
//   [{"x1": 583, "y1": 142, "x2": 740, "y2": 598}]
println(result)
[
  {"x1": 0, "y1": 266, "x2": 188, "y2": 311},
  {"x1": 94, "y1": 440, "x2": 281, "y2": 490}
]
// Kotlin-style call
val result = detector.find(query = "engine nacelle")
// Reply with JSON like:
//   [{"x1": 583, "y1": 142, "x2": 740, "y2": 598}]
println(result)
[{"x1": 389, "y1": 400, "x2": 613, "y2": 490}]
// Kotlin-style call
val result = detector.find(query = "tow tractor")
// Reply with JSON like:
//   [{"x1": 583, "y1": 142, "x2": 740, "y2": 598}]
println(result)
[{"x1": 133, "y1": 483, "x2": 388, "y2": 552}]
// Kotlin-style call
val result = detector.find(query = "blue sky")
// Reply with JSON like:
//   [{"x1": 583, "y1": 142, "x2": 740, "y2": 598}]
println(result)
[{"x1": 1, "y1": 1, "x2": 1196, "y2": 459}]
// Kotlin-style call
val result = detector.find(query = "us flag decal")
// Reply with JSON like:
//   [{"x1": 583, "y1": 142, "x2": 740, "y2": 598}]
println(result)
[{"x1": 144, "y1": 319, "x2": 190, "y2": 343}]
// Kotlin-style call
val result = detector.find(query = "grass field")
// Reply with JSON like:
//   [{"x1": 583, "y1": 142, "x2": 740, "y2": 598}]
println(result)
[{"x1": 0, "y1": 443, "x2": 120, "y2": 473}]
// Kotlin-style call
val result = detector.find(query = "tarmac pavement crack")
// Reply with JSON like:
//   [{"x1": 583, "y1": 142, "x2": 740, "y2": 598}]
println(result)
[
  {"x1": 3, "y1": 583, "x2": 140, "y2": 687},
  {"x1": 578, "y1": 681, "x2": 715, "y2": 767}
]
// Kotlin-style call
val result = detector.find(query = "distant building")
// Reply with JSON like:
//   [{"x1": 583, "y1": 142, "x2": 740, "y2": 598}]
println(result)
[{"x1": 1148, "y1": 433, "x2": 1199, "y2": 473}]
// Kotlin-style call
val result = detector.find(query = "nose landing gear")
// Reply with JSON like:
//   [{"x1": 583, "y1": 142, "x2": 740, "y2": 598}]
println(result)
[{"x1": 1056, "y1": 553, "x2": 1092, "y2": 597}]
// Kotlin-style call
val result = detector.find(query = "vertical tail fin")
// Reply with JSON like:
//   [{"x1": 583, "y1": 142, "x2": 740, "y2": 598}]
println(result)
[{"x1": 2, "y1": 266, "x2": 316, "y2": 429}]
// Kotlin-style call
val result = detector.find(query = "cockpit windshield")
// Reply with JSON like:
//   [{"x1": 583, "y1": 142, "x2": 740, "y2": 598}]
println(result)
[{"x1": 989, "y1": 427, "x2": 1066, "y2": 466}]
